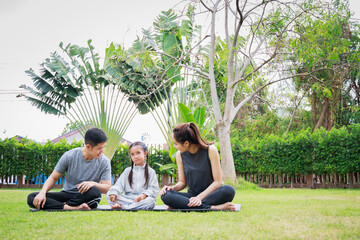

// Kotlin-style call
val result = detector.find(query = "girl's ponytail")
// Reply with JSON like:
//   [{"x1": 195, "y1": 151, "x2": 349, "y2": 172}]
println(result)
[{"x1": 128, "y1": 162, "x2": 134, "y2": 188}]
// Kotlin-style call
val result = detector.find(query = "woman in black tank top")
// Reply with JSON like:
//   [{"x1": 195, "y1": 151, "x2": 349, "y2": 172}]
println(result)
[{"x1": 160, "y1": 122, "x2": 235, "y2": 210}]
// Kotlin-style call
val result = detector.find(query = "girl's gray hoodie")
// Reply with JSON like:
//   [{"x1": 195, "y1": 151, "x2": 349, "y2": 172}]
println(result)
[{"x1": 107, "y1": 164, "x2": 159, "y2": 202}]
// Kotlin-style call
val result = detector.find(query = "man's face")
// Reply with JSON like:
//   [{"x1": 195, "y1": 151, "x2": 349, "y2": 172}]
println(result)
[{"x1": 89, "y1": 142, "x2": 106, "y2": 159}]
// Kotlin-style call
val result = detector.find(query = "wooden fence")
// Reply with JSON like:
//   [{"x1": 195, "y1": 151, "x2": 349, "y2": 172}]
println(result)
[
  {"x1": 2, "y1": 172, "x2": 359, "y2": 189},
  {"x1": 239, "y1": 172, "x2": 360, "y2": 188},
  {"x1": 0, "y1": 173, "x2": 174, "y2": 189}
]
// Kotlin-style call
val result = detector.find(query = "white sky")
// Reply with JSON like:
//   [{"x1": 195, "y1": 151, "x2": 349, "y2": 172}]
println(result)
[
  {"x1": 0, "y1": 0, "x2": 181, "y2": 143},
  {"x1": 0, "y1": 0, "x2": 360, "y2": 143}
]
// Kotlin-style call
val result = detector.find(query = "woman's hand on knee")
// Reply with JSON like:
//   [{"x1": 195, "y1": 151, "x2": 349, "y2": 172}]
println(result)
[
  {"x1": 188, "y1": 196, "x2": 202, "y2": 207},
  {"x1": 160, "y1": 185, "x2": 173, "y2": 196}
]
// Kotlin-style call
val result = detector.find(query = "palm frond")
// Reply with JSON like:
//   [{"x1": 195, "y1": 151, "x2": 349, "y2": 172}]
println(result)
[{"x1": 24, "y1": 69, "x2": 54, "y2": 94}]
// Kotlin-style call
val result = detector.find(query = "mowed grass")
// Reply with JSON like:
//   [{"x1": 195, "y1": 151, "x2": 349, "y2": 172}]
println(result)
[{"x1": 0, "y1": 184, "x2": 359, "y2": 240}]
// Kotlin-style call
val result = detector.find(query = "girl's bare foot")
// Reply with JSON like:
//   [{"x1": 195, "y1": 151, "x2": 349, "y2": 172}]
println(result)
[
  {"x1": 111, "y1": 203, "x2": 122, "y2": 209},
  {"x1": 211, "y1": 202, "x2": 236, "y2": 211},
  {"x1": 63, "y1": 203, "x2": 91, "y2": 210}
]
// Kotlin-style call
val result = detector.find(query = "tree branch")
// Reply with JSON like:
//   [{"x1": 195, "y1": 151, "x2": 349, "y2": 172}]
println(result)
[
  {"x1": 231, "y1": 72, "x2": 310, "y2": 122},
  {"x1": 200, "y1": 0, "x2": 213, "y2": 12}
]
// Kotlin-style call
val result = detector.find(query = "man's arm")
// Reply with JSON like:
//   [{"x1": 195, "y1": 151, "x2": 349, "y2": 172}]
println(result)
[
  {"x1": 77, "y1": 180, "x2": 111, "y2": 194},
  {"x1": 33, "y1": 170, "x2": 62, "y2": 210},
  {"x1": 97, "y1": 180, "x2": 111, "y2": 193}
]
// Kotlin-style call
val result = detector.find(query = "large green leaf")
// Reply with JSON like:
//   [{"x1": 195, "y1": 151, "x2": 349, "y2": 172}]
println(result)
[
  {"x1": 178, "y1": 103, "x2": 196, "y2": 123},
  {"x1": 194, "y1": 106, "x2": 205, "y2": 128},
  {"x1": 25, "y1": 69, "x2": 54, "y2": 94}
]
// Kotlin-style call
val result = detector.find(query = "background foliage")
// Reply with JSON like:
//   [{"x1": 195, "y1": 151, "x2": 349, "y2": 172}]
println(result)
[
  {"x1": 0, "y1": 139, "x2": 172, "y2": 182},
  {"x1": 232, "y1": 124, "x2": 360, "y2": 176},
  {"x1": 1, "y1": 124, "x2": 359, "y2": 181}
]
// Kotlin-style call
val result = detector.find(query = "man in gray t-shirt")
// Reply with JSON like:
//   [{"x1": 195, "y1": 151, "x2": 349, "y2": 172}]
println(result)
[{"x1": 27, "y1": 128, "x2": 111, "y2": 210}]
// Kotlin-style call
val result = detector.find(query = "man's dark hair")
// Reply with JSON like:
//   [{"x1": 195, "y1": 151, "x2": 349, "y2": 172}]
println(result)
[{"x1": 84, "y1": 128, "x2": 108, "y2": 147}]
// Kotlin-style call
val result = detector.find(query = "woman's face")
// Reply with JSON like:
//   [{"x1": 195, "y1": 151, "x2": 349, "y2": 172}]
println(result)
[{"x1": 173, "y1": 134, "x2": 188, "y2": 153}]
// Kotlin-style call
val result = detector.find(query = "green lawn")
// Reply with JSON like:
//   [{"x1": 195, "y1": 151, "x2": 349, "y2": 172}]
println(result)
[{"x1": 0, "y1": 185, "x2": 359, "y2": 239}]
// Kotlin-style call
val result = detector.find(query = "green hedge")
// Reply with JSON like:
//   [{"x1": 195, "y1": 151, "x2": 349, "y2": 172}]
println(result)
[
  {"x1": 0, "y1": 139, "x2": 172, "y2": 180},
  {"x1": 232, "y1": 124, "x2": 360, "y2": 176},
  {"x1": 2, "y1": 124, "x2": 359, "y2": 181}
]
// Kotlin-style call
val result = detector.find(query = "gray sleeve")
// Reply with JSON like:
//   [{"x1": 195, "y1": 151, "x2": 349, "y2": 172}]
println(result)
[
  {"x1": 54, "y1": 151, "x2": 69, "y2": 174},
  {"x1": 107, "y1": 169, "x2": 127, "y2": 197},
  {"x1": 142, "y1": 168, "x2": 159, "y2": 199},
  {"x1": 100, "y1": 158, "x2": 112, "y2": 181}
]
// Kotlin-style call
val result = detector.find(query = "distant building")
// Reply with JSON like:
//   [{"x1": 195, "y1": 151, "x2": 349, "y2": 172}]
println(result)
[
  {"x1": 51, "y1": 128, "x2": 84, "y2": 144},
  {"x1": 14, "y1": 135, "x2": 26, "y2": 142},
  {"x1": 10, "y1": 135, "x2": 38, "y2": 143}
]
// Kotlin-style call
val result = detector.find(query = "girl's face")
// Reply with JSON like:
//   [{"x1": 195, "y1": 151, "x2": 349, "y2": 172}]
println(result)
[
  {"x1": 173, "y1": 134, "x2": 189, "y2": 153},
  {"x1": 129, "y1": 145, "x2": 147, "y2": 166}
]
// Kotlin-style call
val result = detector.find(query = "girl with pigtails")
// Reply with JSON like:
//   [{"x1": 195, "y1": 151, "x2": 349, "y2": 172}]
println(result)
[
  {"x1": 107, "y1": 141, "x2": 159, "y2": 210},
  {"x1": 161, "y1": 122, "x2": 236, "y2": 211}
]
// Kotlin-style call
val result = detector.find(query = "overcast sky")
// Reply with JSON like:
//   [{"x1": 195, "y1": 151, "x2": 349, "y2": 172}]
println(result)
[{"x1": 0, "y1": 0, "x2": 360, "y2": 143}]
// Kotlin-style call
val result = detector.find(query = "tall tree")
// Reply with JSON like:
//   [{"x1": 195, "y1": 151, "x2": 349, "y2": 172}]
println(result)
[
  {"x1": 19, "y1": 40, "x2": 138, "y2": 159},
  {"x1": 108, "y1": 1, "x2": 339, "y2": 182},
  {"x1": 180, "y1": 0, "x2": 322, "y2": 182},
  {"x1": 105, "y1": 7, "x2": 214, "y2": 148},
  {"x1": 291, "y1": 0, "x2": 360, "y2": 130}
]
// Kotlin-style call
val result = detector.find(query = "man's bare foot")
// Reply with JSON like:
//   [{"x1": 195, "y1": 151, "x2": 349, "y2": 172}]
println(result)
[
  {"x1": 211, "y1": 202, "x2": 236, "y2": 211},
  {"x1": 167, "y1": 206, "x2": 173, "y2": 210},
  {"x1": 63, "y1": 203, "x2": 91, "y2": 210},
  {"x1": 111, "y1": 203, "x2": 122, "y2": 209}
]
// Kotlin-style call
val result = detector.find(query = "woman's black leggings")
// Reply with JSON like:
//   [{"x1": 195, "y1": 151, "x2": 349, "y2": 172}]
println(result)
[
  {"x1": 161, "y1": 185, "x2": 235, "y2": 209},
  {"x1": 27, "y1": 186, "x2": 101, "y2": 210}
]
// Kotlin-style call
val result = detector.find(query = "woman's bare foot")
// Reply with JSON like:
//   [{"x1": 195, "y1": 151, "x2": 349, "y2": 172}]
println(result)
[
  {"x1": 63, "y1": 203, "x2": 91, "y2": 210},
  {"x1": 111, "y1": 203, "x2": 122, "y2": 209},
  {"x1": 211, "y1": 202, "x2": 236, "y2": 211}
]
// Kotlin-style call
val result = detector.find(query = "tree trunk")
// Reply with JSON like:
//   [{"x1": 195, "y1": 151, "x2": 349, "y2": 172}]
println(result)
[
  {"x1": 315, "y1": 98, "x2": 330, "y2": 129},
  {"x1": 218, "y1": 124, "x2": 237, "y2": 183}
]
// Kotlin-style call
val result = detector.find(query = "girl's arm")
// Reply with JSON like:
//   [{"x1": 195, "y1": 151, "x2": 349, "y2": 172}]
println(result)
[
  {"x1": 188, "y1": 145, "x2": 222, "y2": 206},
  {"x1": 160, "y1": 151, "x2": 187, "y2": 195},
  {"x1": 107, "y1": 170, "x2": 127, "y2": 197},
  {"x1": 142, "y1": 168, "x2": 160, "y2": 198}
]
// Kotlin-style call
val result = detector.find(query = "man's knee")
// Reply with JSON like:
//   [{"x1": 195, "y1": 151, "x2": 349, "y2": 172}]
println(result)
[
  {"x1": 87, "y1": 186, "x2": 101, "y2": 198},
  {"x1": 85, "y1": 187, "x2": 101, "y2": 209},
  {"x1": 27, "y1": 192, "x2": 38, "y2": 207}
]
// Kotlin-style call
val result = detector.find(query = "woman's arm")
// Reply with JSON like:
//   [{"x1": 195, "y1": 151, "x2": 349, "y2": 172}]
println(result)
[
  {"x1": 160, "y1": 151, "x2": 187, "y2": 195},
  {"x1": 188, "y1": 145, "x2": 222, "y2": 206}
]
